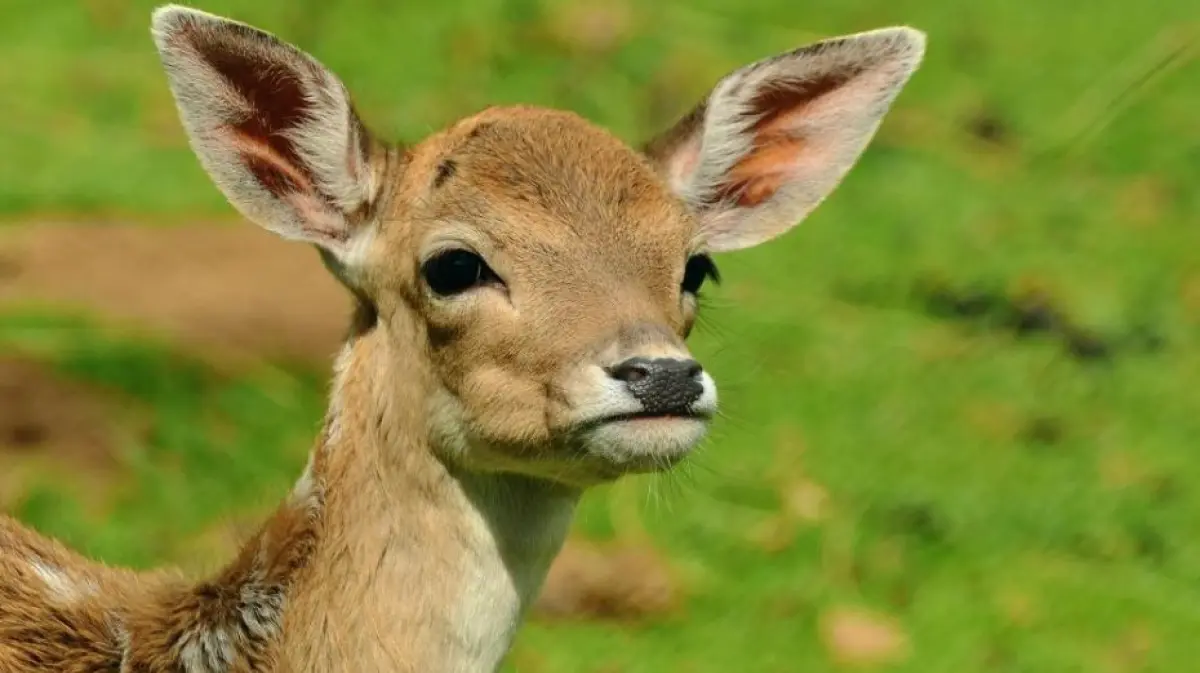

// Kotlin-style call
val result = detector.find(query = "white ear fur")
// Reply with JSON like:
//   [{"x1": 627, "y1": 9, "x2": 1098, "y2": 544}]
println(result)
[
  {"x1": 151, "y1": 5, "x2": 378, "y2": 265},
  {"x1": 644, "y1": 27, "x2": 926, "y2": 252}
]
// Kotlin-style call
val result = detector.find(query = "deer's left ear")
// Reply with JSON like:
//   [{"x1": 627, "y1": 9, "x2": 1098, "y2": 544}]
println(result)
[{"x1": 643, "y1": 28, "x2": 925, "y2": 252}]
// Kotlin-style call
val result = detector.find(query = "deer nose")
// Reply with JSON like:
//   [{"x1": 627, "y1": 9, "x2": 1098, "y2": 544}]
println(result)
[{"x1": 606, "y1": 357, "x2": 705, "y2": 415}]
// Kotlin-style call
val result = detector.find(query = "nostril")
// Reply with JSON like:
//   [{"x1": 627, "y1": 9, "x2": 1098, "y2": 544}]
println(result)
[
  {"x1": 608, "y1": 357, "x2": 703, "y2": 385},
  {"x1": 608, "y1": 359, "x2": 653, "y2": 383}
]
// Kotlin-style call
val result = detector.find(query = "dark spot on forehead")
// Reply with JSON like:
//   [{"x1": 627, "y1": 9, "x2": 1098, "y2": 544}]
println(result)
[
  {"x1": 466, "y1": 121, "x2": 495, "y2": 141},
  {"x1": 433, "y1": 159, "x2": 457, "y2": 188}
]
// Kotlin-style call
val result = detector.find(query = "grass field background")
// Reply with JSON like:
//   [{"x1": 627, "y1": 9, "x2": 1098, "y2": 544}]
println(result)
[{"x1": 1, "y1": 0, "x2": 1198, "y2": 671}]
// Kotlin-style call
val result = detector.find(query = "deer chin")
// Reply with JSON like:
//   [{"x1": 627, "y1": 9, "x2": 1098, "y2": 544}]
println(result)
[{"x1": 574, "y1": 412, "x2": 711, "y2": 476}]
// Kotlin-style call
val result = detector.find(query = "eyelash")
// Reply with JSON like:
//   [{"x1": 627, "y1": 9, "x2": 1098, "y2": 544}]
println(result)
[{"x1": 681, "y1": 254, "x2": 720, "y2": 296}]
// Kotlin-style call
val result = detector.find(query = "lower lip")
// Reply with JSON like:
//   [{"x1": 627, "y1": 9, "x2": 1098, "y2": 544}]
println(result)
[
  {"x1": 602, "y1": 414, "x2": 709, "y2": 424},
  {"x1": 609, "y1": 412, "x2": 700, "y2": 417}
]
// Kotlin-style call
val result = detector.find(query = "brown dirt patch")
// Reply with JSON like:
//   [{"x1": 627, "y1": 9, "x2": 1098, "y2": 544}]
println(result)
[
  {"x1": 0, "y1": 221, "x2": 351, "y2": 368},
  {"x1": 532, "y1": 538, "x2": 683, "y2": 622},
  {"x1": 0, "y1": 355, "x2": 132, "y2": 509},
  {"x1": 0, "y1": 356, "x2": 116, "y2": 465},
  {"x1": 819, "y1": 605, "x2": 911, "y2": 668}
]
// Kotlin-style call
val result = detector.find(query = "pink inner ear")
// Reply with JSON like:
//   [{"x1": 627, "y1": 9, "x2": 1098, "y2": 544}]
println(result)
[
  {"x1": 720, "y1": 133, "x2": 806, "y2": 208},
  {"x1": 226, "y1": 130, "x2": 316, "y2": 197},
  {"x1": 227, "y1": 129, "x2": 349, "y2": 243},
  {"x1": 717, "y1": 73, "x2": 852, "y2": 208}
]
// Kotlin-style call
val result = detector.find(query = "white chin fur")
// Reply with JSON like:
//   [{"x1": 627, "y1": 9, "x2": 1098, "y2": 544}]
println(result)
[{"x1": 580, "y1": 416, "x2": 710, "y2": 471}]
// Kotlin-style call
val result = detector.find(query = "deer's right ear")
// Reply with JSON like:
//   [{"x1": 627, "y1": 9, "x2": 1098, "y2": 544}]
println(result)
[{"x1": 151, "y1": 5, "x2": 380, "y2": 266}]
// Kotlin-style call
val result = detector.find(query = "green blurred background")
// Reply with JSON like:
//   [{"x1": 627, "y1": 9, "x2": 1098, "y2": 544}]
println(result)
[{"x1": 1, "y1": 0, "x2": 1198, "y2": 671}]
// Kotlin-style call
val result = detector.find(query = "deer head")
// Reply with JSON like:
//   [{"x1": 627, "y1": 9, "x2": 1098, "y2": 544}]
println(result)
[{"x1": 151, "y1": 6, "x2": 924, "y2": 489}]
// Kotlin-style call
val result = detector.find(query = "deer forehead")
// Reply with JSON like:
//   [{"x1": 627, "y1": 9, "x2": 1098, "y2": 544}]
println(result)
[{"x1": 389, "y1": 108, "x2": 697, "y2": 274}]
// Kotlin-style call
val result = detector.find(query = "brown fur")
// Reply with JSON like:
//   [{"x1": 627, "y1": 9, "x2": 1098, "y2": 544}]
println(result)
[
  {"x1": 0, "y1": 487, "x2": 319, "y2": 672},
  {"x1": 1, "y1": 516, "x2": 139, "y2": 672},
  {"x1": 0, "y1": 5, "x2": 923, "y2": 671}
]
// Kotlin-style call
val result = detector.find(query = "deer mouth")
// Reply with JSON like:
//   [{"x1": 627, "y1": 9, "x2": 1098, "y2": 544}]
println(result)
[
  {"x1": 570, "y1": 411, "x2": 713, "y2": 443},
  {"x1": 589, "y1": 410, "x2": 713, "y2": 426}
]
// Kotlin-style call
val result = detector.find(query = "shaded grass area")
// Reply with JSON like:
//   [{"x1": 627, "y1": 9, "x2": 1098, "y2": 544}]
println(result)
[
  {"x1": 1, "y1": 0, "x2": 1199, "y2": 671},
  {"x1": 0, "y1": 311, "x2": 323, "y2": 570}
]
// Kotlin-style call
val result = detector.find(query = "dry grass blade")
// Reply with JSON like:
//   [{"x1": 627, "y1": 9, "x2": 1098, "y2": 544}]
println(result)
[{"x1": 1051, "y1": 23, "x2": 1198, "y2": 158}]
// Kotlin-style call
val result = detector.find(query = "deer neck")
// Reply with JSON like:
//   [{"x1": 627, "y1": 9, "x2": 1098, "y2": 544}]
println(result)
[{"x1": 277, "y1": 320, "x2": 579, "y2": 672}]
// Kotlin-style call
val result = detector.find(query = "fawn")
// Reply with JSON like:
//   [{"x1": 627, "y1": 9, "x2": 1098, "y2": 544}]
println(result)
[{"x1": 0, "y1": 5, "x2": 924, "y2": 671}]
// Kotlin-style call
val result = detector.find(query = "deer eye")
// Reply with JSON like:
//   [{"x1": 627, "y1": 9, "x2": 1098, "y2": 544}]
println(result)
[
  {"x1": 681, "y1": 254, "x2": 720, "y2": 296},
  {"x1": 422, "y1": 249, "x2": 501, "y2": 296}
]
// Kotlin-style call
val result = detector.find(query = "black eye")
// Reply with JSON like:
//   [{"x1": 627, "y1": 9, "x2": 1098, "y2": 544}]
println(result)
[
  {"x1": 681, "y1": 254, "x2": 720, "y2": 295},
  {"x1": 421, "y1": 249, "x2": 500, "y2": 296}
]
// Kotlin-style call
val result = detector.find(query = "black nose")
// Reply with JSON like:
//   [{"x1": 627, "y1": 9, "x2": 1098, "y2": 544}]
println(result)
[{"x1": 607, "y1": 357, "x2": 705, "y2": 415}]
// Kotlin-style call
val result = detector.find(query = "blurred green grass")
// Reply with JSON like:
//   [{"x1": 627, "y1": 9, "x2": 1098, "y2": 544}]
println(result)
[{"x1": 1, "y1": 0, "x2": 1199, "y2": 671}]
